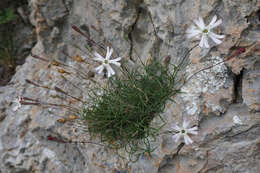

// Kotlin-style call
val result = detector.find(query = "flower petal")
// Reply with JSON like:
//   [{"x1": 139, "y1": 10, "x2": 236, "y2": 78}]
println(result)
[
  {"x1": 184, "y1": 135, "x2": 193, "y2": 145},
  {"x1": 183, "y1": 119, "x2": 190, "y2": 129},
  {"x1": 209, "y1": 32, "x2": 223, "y2": 45},
  {"x1": 172, "y1": 124, "x2": 181, "y2": 131},
  {"x1": 204, "y1": 36, "x2": 210, "y2": 48},
  {"x1": 186, "y1": 26, "x2": 201, "y2": 39},
  {"x1": 94, "y1": 52, "x2": 104, "y2": 62},
  {"x1": 187, "y1": 31, "x2": 201, "y2": 39},
  {"x1": 199, "y1": 35, "x2": 205, "y2": 48},
  {"x1": 186, "y1": 25, "x2": 201, "y2": 33},
  {"x1": 95, "y1": 65, "x2": 104, "y2": 74},
  {"x1": 208, "y1": 15, "x2": 217, "y2": 28},
  {"x1": 209, "y1": 36, "x2": 222, "y2": 45},
  {"x1": 106, "y1": 65, "x2": 115, "y2": 78},
  {"x1": 110, "y1": 57, "x2": 121, "y2": 67},
  {"x1": 12, "y1": 97, "x2": 22, "y2": 112},
  {"x1": 187, "y1": 126, "x2": 198, "y2": 135},
  {"x1": 209, "y1": 19, "x2": 222, "y2": 29},
  {"x1": 209, "y1": 32, "x2": 225, "y2": 39},
  {"x1": 110, "y1": 57, "x2": 121, "y2": 62},
  {"x1": 110, "y1": 61, "x2": 121, "y2": 67},
  {"x1": 107, "y1": 71, "x2": 111, "y2": 78},
  {"x1": 172, "y1": 133, "x2": 181, "y2": 143},
  {"x1": 199, "y1": 35, "x2": 209, "y2": 48},
  {"x1": 194, "y1": 17, "x2": 205, "y2": 30},
  {"x1": 106, "y1": 47, "x2": 113, "y2": 60}
]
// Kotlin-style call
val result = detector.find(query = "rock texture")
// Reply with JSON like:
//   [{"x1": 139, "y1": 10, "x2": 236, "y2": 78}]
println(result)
[{"x1": 0, "y1": 0, "x2": 260, "y2": 172}]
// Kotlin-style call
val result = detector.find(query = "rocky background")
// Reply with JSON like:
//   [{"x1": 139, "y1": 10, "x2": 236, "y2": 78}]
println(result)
[
  {"x1": 0, "y1": 0, "x2": 36, "y2": 85},
  {"x1": 0, "y1": 0, "x2": 260, "y2": 172}
]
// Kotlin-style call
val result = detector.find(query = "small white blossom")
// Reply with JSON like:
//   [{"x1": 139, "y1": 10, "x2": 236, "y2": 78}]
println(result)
[
  {"x1": 186, "y1": 15, "x2": 225, "y2": 48},
  {"x1": 233, "y1": 115, "x2": 243, "y2": 125},
  {"x1": 172, "y1": 119, "x2": 198, "y2": 145},
  {"x1": 12, "y1": 96, "x2": 22, "y2": 111},
  {"x1": 94, "y1": 47, "x2": 121, "y2": 78}
]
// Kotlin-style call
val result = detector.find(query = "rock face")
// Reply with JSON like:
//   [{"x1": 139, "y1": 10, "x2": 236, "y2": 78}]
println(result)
[{"x1": 0, "y1": 0, "x2": 260, "y2": 173}]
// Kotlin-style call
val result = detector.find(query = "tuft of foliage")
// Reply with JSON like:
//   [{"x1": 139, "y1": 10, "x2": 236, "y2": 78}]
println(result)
[
  {"x1": 0, "y1": 7, "x2": 17, "y2": 85},
  {"x1": 0, "y1": 34, "x2": 14, "y2": 61},
  {"x1": 81, "y1": 59, "x2": 181, "y2": 159},
  {"x1": 0, "y1": 8, "x2": 16, "y2": 25},
  {"x1": 0, "y1": 7, "x2": 16, "y2": 62}
]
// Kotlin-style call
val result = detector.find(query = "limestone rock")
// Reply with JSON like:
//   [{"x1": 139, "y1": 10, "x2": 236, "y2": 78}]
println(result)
[{"x1": 0, "y1": 0, "x2": 259, "y2": 173}]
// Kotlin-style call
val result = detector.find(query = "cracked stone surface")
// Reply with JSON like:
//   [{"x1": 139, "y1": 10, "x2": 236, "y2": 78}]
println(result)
[{"x1": 0, "y1": 0, "x2": 260, "y2": 172}]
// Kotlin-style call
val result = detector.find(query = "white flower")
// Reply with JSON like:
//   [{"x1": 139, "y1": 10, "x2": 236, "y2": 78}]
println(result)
[
  {"x1": 12, "y1": 96, "x2": 22, "y2": 111},
  {"x1": 233, "y1": 115, "x2": 243, "y2": 125},
  {"x1": 172, "y1": 119, "x2": 198, "y2": 145},
  {"x1": 186, "y1": 15, "x2": 225, "y2": 48},
  {"x1": 94, "y1": 47, "x2": 121, "y2": 78}
]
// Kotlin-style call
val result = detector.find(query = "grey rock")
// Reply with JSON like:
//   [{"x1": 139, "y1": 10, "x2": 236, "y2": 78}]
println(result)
[
  {"x1": 243, "y1": 69, "x2": 260, "y2": 112},
  {"x1": 0, "y1": 0, "x2": 260, "y2": 173}
]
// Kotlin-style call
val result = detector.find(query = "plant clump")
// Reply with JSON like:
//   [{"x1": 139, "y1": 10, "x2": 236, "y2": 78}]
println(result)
[
  {"x1": 81, "y1": 59, "x2": 181, "y2": 157},
  {"x1": 20, "y1": 24, "x2": 184, "y2": 159}
]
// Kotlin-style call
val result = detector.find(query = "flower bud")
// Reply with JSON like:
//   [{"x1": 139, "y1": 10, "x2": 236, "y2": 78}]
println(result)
[
  {"x1": 57, "y1": 118, "x2": 67, "y2": 123},
  {"x1": 164, "y1": 55, "x2": 171, "y2": 65},
  {"x1": 237, "y1": 47, "x2": 246, "y2": 54},
  {"x1": 69, "y1": 114, "x2": 77, "y2": 120}
]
